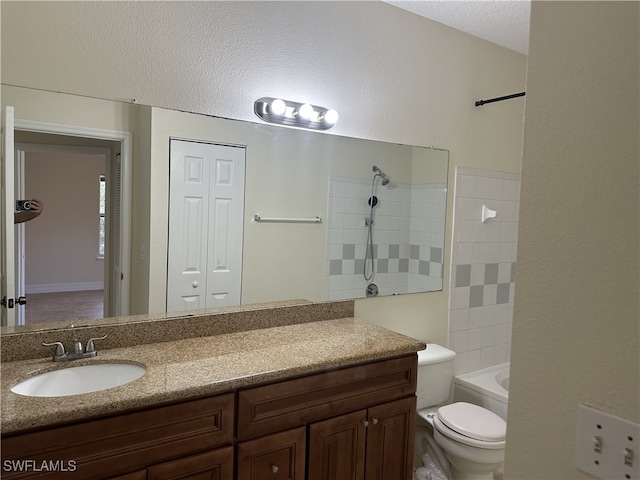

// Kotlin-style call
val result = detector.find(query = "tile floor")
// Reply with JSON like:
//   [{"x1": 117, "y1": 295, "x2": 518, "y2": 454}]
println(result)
[{"x1": 25, "y1": 290, "x2": 104, "y2": 325}]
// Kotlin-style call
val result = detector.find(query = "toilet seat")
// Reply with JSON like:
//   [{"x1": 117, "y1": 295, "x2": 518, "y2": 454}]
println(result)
[{"x1": 434, "y1": 402, "x2": 506, "y2": 449}]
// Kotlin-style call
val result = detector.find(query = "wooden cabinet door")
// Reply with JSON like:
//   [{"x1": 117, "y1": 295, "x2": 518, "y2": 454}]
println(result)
[
  {"x1": 307, "y1": 410, "x2": 367, "y2": 480},
  {"x1": 364, "y1": 396, "x2": 416, "y2": 480},
  {"x1": 237, "y1": 427, "x2": 306, "y2": 480},
  {"x1": 147, "y1": 447, "x2": 233, "y2": 480}
]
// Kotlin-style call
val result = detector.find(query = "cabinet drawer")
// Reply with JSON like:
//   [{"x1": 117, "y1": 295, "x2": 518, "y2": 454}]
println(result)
[
  {"x1": 237, "y1": 355, "x2": 417, "y2": 440},
  {"x1": 1, "y1": 393, "x2": 234, "y2": 480},
  {"x1": 147, "y1": 446, "x2": 234, "y2": 480},
  {"x1": 237, "y1": 427, "x2": 306, "y2": 480}
]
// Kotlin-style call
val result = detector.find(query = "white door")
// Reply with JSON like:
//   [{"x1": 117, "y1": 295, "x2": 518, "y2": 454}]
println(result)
[
  {"x1": 167, "y1": 140, "x2": 245, "y2": 312},
  {"x1": 1, "y1": 106, "x2": 17, "y2": 326},
  {"x1": 15, "y1": 147, "x2": 26, "y2": 325}
]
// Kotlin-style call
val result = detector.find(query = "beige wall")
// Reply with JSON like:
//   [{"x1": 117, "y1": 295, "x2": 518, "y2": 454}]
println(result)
[
  {"x1": 505, "y1": 2, "x2": 639, "y2": 478},
  {"x1": 0, "y1": 86, "x2": 136, "y2": 133},
  {"x1": 1, "y1": 1, "x2": 526, "y2": 346},
  {"x1": 129, "y1": 104, "x2": 153, "y2": 316},
  {"x1": 0, "y1": 1, "x2": 526, "y2": 156},
  {"x1": 23, "y1": 151, "x2": 105, "y2": 289}
]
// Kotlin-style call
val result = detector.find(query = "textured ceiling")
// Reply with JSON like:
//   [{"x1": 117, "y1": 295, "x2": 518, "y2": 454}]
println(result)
[{"x1": 384, "y1": 1, "x2": 531, "y2": 55}]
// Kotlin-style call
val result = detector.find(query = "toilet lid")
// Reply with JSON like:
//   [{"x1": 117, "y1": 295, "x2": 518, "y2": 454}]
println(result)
[{"x1": 437, "y1": 402, "x2": 506, "y2": 442}]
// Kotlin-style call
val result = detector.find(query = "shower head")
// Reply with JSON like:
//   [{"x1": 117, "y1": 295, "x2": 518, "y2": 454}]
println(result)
[{"x1": 372, "y1": 165, "x2": 391, "y2": 185}]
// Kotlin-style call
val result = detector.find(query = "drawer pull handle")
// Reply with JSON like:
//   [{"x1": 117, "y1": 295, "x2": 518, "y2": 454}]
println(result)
[{"x1": 271, "y1": 464, "x2": 279, "y2": 474}]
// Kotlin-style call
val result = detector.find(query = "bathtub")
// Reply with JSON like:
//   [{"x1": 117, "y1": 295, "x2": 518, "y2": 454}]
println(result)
[{"x1": 453, "y1": 363, "x2": 509, "y2": 420}]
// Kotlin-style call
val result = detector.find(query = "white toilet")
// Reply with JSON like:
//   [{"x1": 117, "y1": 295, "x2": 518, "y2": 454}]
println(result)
[{"x1": 416, "y1": 344, "x2": 506, "y2": 480}]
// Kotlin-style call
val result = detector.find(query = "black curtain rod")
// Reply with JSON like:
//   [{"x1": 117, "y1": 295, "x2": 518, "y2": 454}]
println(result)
[{"x1": 475, "y1": 91, "x2": 526, "y2": 107}]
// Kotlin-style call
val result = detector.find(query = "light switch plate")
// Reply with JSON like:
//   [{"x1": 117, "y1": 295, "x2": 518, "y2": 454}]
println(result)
[{"x1": 576, "y1": 404, "x2": 640, "y2": 479}]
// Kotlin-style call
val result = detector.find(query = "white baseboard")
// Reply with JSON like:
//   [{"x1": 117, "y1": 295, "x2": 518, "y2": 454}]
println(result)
[{"x1": 26, "y1": 282, "x2": 104, "y2": 294}]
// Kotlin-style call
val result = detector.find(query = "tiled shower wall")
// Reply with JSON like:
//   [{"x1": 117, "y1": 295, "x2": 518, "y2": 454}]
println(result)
[
  {"x1": 449, "y1": 167, "x2": 521, "y2": 375},
  {"x1": 325, "y1": 176, "x2": 446, "y2": 300}
]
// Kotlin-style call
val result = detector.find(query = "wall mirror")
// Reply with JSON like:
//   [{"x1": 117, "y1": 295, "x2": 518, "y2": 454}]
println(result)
[{"x1": 1, "y1": 86, "x2": 449, "y2": 331}]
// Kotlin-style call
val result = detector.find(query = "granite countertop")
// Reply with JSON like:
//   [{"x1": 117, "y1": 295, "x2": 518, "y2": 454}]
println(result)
[{"x1": 1, "y1": 317, "x2": 426, "y2": 434}]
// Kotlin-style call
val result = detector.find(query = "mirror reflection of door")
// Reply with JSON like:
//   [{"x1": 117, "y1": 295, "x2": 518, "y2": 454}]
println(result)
[
  {"x1": 167, "y1": 140, "x2": 246, "y2": 312},
  {"x1": 15, "y1": 133, "x2": 121, "y2": 325}
]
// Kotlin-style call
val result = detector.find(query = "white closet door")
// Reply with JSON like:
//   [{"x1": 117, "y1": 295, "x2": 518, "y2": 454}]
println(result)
[
  {"x1": 205, "y1": 145, "x2": 245, "y2": 307},
  {"x1": 167, "y1": 140, "x2": 245, "y2": 313}
]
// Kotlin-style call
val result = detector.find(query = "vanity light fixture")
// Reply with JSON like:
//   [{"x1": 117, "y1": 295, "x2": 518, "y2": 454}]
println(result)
[{"x1": 254, "y1": 97, "x2": 339, "y2": 130}]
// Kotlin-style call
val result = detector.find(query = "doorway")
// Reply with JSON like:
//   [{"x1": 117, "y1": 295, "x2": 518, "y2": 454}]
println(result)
[{"x1": 14, "y1": 130, "x2": 125, "y2": 325}]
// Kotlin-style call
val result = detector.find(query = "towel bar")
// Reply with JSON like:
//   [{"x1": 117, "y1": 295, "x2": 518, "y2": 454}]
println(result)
[{"x1": 253, "y1": 214, "x2": 322, "y2": 224}]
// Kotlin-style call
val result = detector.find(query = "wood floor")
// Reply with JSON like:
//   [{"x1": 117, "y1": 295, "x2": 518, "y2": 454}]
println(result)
[{"x1": 25, "y1": 290, "x2": 104, "y2": 325}]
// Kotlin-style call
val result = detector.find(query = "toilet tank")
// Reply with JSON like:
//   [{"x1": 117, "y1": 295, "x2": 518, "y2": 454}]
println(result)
[{"x1": 416, "y1": 344, "x2": 456, "y2": 410}]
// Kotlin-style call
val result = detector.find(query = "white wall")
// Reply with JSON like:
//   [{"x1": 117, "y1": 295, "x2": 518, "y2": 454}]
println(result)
[
  {"x1": 1, "y1": 2, "x2": 526, "y2": 345},
  {"x1": 505, "y1": 2, "x2": 639, "y2": 478}
]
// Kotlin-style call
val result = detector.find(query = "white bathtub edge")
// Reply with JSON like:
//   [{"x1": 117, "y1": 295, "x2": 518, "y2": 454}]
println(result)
[{"x1": 453, "y1": 363, "x2": 509, "y2": 420}]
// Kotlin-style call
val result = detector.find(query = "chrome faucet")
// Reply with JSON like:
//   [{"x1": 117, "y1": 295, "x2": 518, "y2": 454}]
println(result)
[{"x1": 42, "y1": 334, "x2": 108, "y2": 362}]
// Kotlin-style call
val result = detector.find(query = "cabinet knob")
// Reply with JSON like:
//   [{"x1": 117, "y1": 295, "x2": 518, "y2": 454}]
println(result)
[
  {"x1": 271, "y1": 464, "x2": 279, "y2": 473},
  {"x1": 192, "y1": 281, "x2": 199, "y2": 288},
  {"x1": 363, "y1": 420, "x2": 369, "y2": 427},
  {"x1": 372, "y1": 418, "x2": 379, "y2": 425}
]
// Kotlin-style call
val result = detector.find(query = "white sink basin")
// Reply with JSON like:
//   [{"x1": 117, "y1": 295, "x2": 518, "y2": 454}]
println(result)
[{"x1": 11, "y1": 363, "x2": 146, "y2": 397}]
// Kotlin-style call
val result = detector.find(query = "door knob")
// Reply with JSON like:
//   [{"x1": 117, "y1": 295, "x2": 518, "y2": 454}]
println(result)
[{"x1": 16, "y1": 296, "x2": 27, "y2": 305}]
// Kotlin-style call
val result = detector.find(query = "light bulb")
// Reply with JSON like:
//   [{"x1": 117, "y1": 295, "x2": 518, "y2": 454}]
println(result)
[
  {"x1": 269, "y1": 98, "x2": 286, "y2": 116},
  {"x1": 298, "y1": 103, "x2": 314, "y2": 120},
  {"x1": 323, "y1": 109, "x2": 339, "y2": 125}
]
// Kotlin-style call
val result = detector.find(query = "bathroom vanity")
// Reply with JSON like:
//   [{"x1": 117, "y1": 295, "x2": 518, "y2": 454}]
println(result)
[{"x1": 0, "y1": 301, "x2": 425, "y2": 479}]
